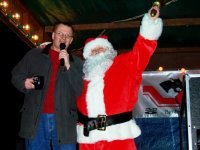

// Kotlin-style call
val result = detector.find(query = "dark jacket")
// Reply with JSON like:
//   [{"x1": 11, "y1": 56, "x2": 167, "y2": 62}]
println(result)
[{"x1": 11, "y1": 46, "x2": 83, "y2": 144}]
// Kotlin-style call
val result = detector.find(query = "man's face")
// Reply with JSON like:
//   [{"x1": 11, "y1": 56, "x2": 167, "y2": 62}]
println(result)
[{"x1": 52, "y1": 24, "x2": 73, "y2": 51}]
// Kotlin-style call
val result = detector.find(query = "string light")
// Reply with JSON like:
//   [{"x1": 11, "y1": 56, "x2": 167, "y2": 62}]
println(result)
[
  {"x1": 23, "y1": 24, "x2": 30, "y2": 31},
  {"x1": 180, "y1": 68, "x2": 186, "y2": 73},
  {"x1": 32, "y1": 34, "x2": 39, "y2": 41},
  {"x1": 0, "y1": 1, "x2": 8, "y2": 8},
  {"x1": 158, "y1": 66, "x2": 164, "y2": 71},
  {"x1": 0, "y1": 0, "x2": 41, "y2": 46},
  {"x1": 12, "y1": 13, "x2": 20, "y2": 20}
]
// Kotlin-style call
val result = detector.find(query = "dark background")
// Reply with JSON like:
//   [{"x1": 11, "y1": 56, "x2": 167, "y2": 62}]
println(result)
[{"x1": 0, "y1": 20, "x2": 29, "y2": 149}]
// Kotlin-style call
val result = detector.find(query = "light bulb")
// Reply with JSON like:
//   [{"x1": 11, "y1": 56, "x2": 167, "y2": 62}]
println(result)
[
  {"x1": 13, "y1": 13, "x2": 20, "y2": 20},
  {"x1": 32, "y1": 34, "x2": 39, "y2": 41},
  {"x1": 23, "y1": 24, "x2": 30, "y2": 30},
  {"x1": 158, "y1": 66, "x2": 163, "y2": 71}
]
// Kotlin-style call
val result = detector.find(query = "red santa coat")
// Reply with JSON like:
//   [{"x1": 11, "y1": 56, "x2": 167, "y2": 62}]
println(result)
[
  {"x1": 77, "y1": 13, "x2": 163, "y2": 147},
  {"x1": 77, "y1": 34, "x2": 157, "y2": 143}
]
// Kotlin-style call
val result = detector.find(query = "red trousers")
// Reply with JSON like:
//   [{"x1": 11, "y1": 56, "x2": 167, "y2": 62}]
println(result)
[{"x1": 79, "y1": 139, "x2": 136, "y2": 150}]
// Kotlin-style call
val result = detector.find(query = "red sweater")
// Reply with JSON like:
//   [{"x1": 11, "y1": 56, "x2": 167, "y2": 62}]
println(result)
[{"x1": 43, "y1": 49, "x2": 60, "y2": 113}]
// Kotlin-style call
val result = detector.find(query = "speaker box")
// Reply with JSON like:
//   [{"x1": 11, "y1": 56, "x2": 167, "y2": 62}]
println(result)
[{"x1": 185, "y1": 73, "x2": 200, "y2": 150}]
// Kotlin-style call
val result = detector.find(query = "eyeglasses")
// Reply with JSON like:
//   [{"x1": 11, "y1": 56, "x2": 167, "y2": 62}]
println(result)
[{"x1": 55, "y1": 31, "x2": 73, "y2": 39}]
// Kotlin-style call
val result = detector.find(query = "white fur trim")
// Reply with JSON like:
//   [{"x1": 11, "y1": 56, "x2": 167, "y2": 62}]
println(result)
[
  {"x1": 39, "y1": 41, "x2": 52, "y2": 47},
  {"x1": 86, "y1": 77, "x2": 106, "y2": 117},
  {"x1": 83, "y1": 38, "x2": 114, "y2": 59},
  {"x1": 77, "y1": 119, "x2": 141, "y2": 143},
  {"x1": 140, "y1": 13, "x2": 163, "y2": 40}
]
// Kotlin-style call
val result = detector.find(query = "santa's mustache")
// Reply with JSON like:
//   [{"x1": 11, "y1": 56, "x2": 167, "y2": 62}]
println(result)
[{"x1": 83, "y1": 49, "x2": 117, "y2": 80}]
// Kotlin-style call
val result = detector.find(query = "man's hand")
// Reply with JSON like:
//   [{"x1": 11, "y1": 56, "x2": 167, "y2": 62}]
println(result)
[
  {"x1": 24, "y1": 77, "x2": 35, "y2": 89},
  {"x1": 140, "y1": 5, "x2": 163, "y2": 40},
  {"x1": 59, "y1": 50, "x2": 70, "y2": 70}
]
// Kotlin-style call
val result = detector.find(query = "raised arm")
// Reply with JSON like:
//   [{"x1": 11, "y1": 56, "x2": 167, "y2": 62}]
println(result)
[{"x1": 129, "y1": 6, "x2": 163, "y2": 73}]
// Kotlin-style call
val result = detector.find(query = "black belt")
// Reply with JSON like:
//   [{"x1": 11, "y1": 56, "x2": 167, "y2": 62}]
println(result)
[{"x1": 77, "y1": 110, "x2": 133, "y2": 137}]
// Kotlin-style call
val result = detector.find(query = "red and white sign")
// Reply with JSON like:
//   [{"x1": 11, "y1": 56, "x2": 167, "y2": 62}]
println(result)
[{"x1": 133, "y1": 70, "x2": 200, "y2": 118}]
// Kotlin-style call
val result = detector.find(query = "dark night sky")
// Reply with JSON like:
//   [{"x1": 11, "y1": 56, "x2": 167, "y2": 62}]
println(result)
[{"x1": 0, "y1": 20, "x2": 30, "y2": 149}]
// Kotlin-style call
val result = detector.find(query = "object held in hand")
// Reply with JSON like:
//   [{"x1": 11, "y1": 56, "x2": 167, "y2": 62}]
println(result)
[
  {"x1": 33, "y1": 76, "x2": 44, "y2": 90},
  {"x1": 150, "y1": 1, "x2": 161, "y2": 17},
  {"x1": 60, "y1": 43, "x2": 66, "y2": 66}
]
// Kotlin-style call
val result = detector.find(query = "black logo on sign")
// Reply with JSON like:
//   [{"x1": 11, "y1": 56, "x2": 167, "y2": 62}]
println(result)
[{"x1": 145, "y1": 108, "x2": 157, "y2": 114}]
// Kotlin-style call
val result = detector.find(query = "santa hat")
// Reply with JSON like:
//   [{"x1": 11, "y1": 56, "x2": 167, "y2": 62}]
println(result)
[{"x1": 83, "y1": 35, "x2": 114, "y2": 59}]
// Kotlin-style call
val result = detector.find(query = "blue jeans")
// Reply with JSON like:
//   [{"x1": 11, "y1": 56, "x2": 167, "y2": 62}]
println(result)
[{"x1": 25, "y1": 113, "x2": 76, "y2": 150}]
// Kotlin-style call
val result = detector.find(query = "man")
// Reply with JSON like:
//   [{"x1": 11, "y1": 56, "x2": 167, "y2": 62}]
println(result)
[
  {"x1": 76, "y1": 6, "x2": 163, "y2": 150},
  {"x1": 12, "y1": 23, "x2": 83, "y2": 150}
]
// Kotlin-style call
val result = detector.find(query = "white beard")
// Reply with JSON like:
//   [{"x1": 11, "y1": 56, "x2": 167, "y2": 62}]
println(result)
[
  {"x1": 83, "y1": 49, "x2": 117, "y2": 81},
  {"x1": 83, "y1": 49, "x2": 117, "y2": 117}
]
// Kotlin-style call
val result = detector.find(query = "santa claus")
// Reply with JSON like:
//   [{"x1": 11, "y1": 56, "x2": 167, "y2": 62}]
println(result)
[{"x1": 76, "y1": 6, "x2": 163, "y2": 150}]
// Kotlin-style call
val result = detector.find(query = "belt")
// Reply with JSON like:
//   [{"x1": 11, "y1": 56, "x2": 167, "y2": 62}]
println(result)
[{"x1": 77, "y1": 110, "x2": 133, "y2": 137}]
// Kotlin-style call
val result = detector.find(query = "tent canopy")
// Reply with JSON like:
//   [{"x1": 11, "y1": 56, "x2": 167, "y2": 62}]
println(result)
[{"x1": 1, "y1": 0, "x2": 200, "y2": 70}]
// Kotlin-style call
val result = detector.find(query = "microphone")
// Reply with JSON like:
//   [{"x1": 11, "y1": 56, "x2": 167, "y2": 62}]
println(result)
[{"x1": 59, "y1": 43, "x2": 66, "y2": 66}]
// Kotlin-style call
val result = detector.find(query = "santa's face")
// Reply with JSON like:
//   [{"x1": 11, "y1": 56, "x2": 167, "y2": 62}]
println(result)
[
  {"x1": 90, "y1": 46, "x2": 107, "y2": 56},
  {"x1": 83, "y1": 46, "x2": 117, "y2": 80}
]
